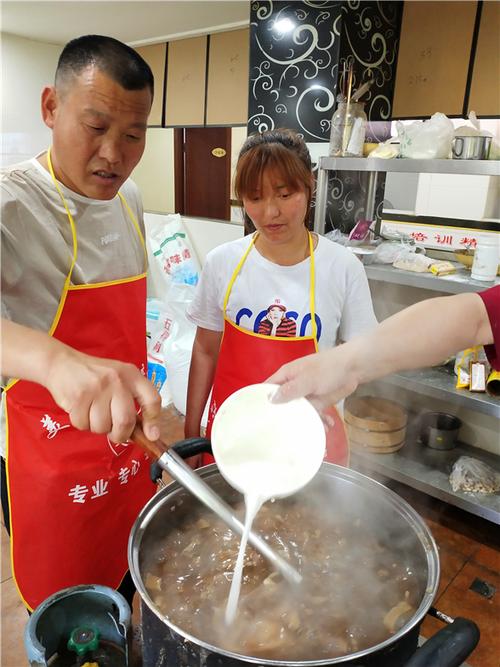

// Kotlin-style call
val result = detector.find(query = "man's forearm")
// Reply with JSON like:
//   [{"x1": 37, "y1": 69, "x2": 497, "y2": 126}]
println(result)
[{"x1": 1, "y1": 319, "x2": 66, "y2": 385}]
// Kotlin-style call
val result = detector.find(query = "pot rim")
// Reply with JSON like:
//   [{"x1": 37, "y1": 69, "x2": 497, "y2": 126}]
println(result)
[{"x1": 128, "y1": 462, "x2": 440, "y2": 666}]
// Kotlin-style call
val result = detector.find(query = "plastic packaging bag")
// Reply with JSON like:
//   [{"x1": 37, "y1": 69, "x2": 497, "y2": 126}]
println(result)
[
  {"x1": 449, "y1": 456, "x2": 500, "y2": 494},
  {"x1": 453, "y1": 111, "x2": 492, "y2": 138},
  {"x1": 428, "y1": 260, "x2": 456, "y2": 276},
  {"x1": 397, "y1": 113, "x2": 454, "y2": 159},
  {"x1": 367, "y1": 138, "x2": 399, "y2": 159},
  {"x1": 146, "y1": 298, "x2": 172, "y2": 407},
  {"x1": 146, "y1": 214, "x2": 201, "y2": 297},
  {"x1": 325, "y1": 229, "x2": 350, "y2": 246},
  {"x1": 159, "y1": 283, "x2": 197, "y2": 415},
  {"x1": 374, "y1": 241, "x2": 414, "y2": 265},
  {"x1": 392, "y1": 248, "x2": 431, "y2": 272},
  {"x1": 454, "y1": 346, "x2": 488, "y2": 389}
]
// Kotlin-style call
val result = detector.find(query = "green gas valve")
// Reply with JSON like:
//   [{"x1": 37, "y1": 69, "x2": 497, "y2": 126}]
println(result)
[{"x1": 67, "y1": 626, "x2": 100, "y2": 656}]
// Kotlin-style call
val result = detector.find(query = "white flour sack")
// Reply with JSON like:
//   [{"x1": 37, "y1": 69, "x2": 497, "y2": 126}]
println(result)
[
  {"x1": 161, "y1": 284, "x2": 198, "y2": 416},
  {"x1": 146, "y1": 298, "x2": 172, "y2": 407},
  {"x1": 146, "y1": 214, "x2": 201, "y2": 295}
]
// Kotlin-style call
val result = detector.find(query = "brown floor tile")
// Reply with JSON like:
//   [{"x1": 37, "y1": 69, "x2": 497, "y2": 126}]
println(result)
[
  {"x1": 1, "y1": 577, "x2": 29, "y2": 667},
  {"x1": 424, "y1": 516, "x2": 480, "y2": 560},
  {"x1": 1, "y1": 525, "x2": 12, "y2": 583},
  {"x1": 158, "y1": 404, "x2": 203, "y2": 471},
  {"x1": 435, "y1": 545, "x2": 468, "y2": 598},
  {"x1": 159, "y1": 404, "x2": 185, "y2": 446},
  {"x1": 387, "y1": 482, "x2": 500, "y2": 551},
  {"x1": 132, "y1": 591, "x2": 140, "y2": 625},
  {"x1": 421, "y1": 561, "x2": 500, "y2": 667},
  {"x1": 472, "y1": 544, "x2": 500, "y2": 575}
]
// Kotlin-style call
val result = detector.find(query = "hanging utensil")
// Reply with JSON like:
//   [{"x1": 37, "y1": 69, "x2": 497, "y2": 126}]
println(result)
[
  {"x1": 341, "y1": 63, "x2": 354, "y2": 154},
  {"x1": 351, "y1": 79, "x2": 373, "y2": 102}
]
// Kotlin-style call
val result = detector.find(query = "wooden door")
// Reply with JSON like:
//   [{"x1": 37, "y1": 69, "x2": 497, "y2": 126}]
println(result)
[{"x1": 175, "y1": 127, "x2": 231, "y2": 220}]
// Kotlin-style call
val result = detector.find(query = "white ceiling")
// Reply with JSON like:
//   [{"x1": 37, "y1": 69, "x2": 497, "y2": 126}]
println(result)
[{"x1": 1, "y1": 1, "x2": 250, "y2": 46}]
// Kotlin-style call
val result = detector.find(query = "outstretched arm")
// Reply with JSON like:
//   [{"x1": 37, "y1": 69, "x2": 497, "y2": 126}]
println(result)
[
  {"x1": 269, "y1": 292, "x2": 494, "y2": 409},
  {"x1": 1, "y1": 319, "x2": 161, "y2": 442}
]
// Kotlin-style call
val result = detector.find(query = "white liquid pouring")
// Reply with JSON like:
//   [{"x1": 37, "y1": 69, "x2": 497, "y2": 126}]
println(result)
[
  {"x1": 224, "y1": 493, "x2": 264, "y2": 625},
  {"x1": 210, "y1": 383, "x2": 326, "y2": 626}
]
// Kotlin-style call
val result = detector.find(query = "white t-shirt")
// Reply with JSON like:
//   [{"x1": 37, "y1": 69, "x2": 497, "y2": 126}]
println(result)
[{"x1": 187, "y1": 234, "x2": 377, "y2": 350}]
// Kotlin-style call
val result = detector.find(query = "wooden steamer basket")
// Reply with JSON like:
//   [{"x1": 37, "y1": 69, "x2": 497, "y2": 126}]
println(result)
[{"x1": 345, "y1": 396, "x2": 407, "y2": 454}]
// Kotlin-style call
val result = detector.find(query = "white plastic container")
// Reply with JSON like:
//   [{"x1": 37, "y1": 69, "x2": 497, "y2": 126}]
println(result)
[
  {"x1": 471, "y1": 237, "x2": 500, "y2": 282},
  {"x1": 211, "y1": 383, "x2": 325, "y2": 499}
]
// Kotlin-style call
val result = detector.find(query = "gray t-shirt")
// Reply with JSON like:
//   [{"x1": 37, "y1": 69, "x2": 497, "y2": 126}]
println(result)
[
  {"x1": 1, "y1": 155, "x2": 146, "y2": 334},
  {"x1": 1, "y1": 155, "x2": 147, "y2": 453}
]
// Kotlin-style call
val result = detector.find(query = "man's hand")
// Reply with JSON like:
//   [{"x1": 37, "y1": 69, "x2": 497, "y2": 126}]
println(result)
[
  {"x1": 45, "y1": 346, "x2": 161, "y2": 443},
  {"x1": 2, "y1": 319, "x2": 161, "y2": 443}
]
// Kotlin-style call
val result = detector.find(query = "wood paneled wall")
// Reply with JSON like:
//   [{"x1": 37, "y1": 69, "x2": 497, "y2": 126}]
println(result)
[
  {"x1": 468, "y1": 1, "x2": 500, "y2": 116},
  {"x1": 136, "y1": 28, "x2": 249, "y2": 128},
  {"x1": 165, "y1": 36, "x2": 207, "y2": 126},
  {"x1": 134, "y1": 43, "x2": 166, "y2": 126},
  {"x1": 393, "y1": 2, "x2": 477, "y2": 118},
  {"x1": 206, "y1": 29, "x2": 249, "y2": 126},
  {"x1": 393, "y1": 1, "x2": 499, "y2": 118}
]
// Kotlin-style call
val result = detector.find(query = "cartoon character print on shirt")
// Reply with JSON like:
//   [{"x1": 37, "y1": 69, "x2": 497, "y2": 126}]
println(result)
[
  {"x1": 235, "y1": 300, "x2": 323, "y2": 341},
  {"x1": 257, "y1": 301, "x2": 297, "y2": 337}
]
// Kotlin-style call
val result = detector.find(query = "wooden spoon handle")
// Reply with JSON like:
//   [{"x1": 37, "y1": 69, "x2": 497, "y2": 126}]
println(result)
[{"x1": 130, "y1": 422, "x2": 168, "y2": 460}]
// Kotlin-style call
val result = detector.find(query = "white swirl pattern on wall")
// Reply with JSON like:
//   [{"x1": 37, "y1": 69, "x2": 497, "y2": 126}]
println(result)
[
  {"x1": 296, "y1": 86, "x2": 336, "y2": 140},
  {"x1": 248, "y1": 105, "x2": 275, "y2": 133},
  {"x1": 248, "y1": 0, "x2": 403, "y2": 232},
  {"x1": 249, "y1": 1, "x2": 341, "y2": 142},
  {"x1": 254, "y1": 1, "x2": 273, "y2": 21}
]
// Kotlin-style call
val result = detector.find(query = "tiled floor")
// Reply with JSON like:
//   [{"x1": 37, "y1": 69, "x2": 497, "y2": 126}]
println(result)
[
  {"x1": 1, "y1": 407, "x2": 498, "y2": 666},
  {"x1": 396, "y1": 482, "x2": 500, "y2": 667}
]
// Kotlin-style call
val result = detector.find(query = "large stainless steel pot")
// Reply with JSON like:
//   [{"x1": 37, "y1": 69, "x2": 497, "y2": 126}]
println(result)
[{"x1": 129, "y1": 440, "x2": 479, "y2": 667}]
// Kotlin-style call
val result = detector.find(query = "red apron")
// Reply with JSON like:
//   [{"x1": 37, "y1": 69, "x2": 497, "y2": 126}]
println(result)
[
  {"x1": 203, "y1": 233, "x2": 349, "y2": 467},
  {"x1": 3, "y1": 149, "x2": 154, "y2": 610}
]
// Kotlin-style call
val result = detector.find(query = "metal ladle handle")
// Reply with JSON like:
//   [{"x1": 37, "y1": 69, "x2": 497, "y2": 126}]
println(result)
[{"x1": 131, "y1": 425, "x2": 302, "y2": 586}]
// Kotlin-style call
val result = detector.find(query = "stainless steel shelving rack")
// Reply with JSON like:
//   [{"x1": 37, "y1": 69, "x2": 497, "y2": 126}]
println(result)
[
  {"x1": 314, "y1": 156, "x2": 500, "y2": 523},
  {"x1": 364, "y1": 263, "x2": 500, "y2": 294},
  {"x1": 351, "y1": 439, "x2": 500, "y2": 524},
  {"x1": 313, "y1": 156, "x2": 499, "y2": 235},
  {"x1": 385, "y1": 366, "x2": 499, "y2": 419}
]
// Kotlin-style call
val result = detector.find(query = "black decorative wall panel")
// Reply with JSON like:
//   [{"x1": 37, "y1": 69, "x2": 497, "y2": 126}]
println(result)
[
  {"x1": 248, "y1": 1, "x2": 343, "y2": 142},
  {"x1": 247, "y1": 0, "x2": 404, "y2": 233},
  {"x1": 338, "y1": 0, "x2": 402, "y2": 134}
]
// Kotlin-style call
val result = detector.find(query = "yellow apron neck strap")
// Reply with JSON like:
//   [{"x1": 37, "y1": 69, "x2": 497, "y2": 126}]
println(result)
[
  {"x1": 223, "y1": 230, "x2": 317, "y2": 341},
  {"x1": 46, "y1": 147, "x2": 146, "y2": 336},
  {"x1": 47, "y1": 147, "x2": 78, "y2": 288},
  {"x1": 118, "y1": 192, "x2": 147, "y2": 261},
  {"x1": 222, "y1": 233, "x2": 258, "y2": 312},
  {"x1": 308, "y1": 231, "x2": 317, "y2": 341}
]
